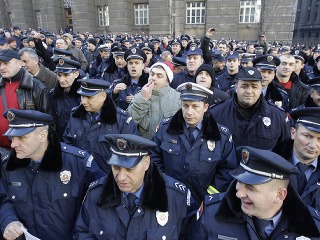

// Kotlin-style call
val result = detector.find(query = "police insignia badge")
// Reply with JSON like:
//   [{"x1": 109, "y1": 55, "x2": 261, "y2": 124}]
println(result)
[
  {"x1": 248, "y1": 70, "x2": 254, "y2": 75},
  {"x1": 262, "y1": 117, "x2": 271, "y2": 127},
  {"x1": 7, "y1": 110, "x2": 15, "y2": 122},
  {"x1": 274, "y1": 101, "x2": 282, "y2": 108},
  {"x1": 156, "y1": 211, "x2": 169, "y2": 226},
  {"x1": 186, "y1": 83, "x2": 192, "y2": 90},
  {"x1": 60, "y1": 170, "x2": 71, "y2": 184},
  {"x1": 190, "y1": 46, "x2": 196, "y2": 51},
  {"x1": 58, "y1": 59, "x2": 64, "y2": 66},
  {"x1": 144, "y1": 43, "x2": 148, "y2": 47},
  {"x1": 207, "y1": 140, "x2": 215, "y2": 151},
  {"x1": 229, "y1": 51, "x2": 233, "y2": 55},
  {"x1": 295, "y1": 50, "x2": 299, "y2": 55},
  {"x1": 86, "y1": 155, "x2": 93, "y2": 168},
  {"x1": 229, "y1": 135, "x2": 233, "y2": 143},
  {"x1": 117, "y1": 138, "x2": 127, "y2": 150},
  {"x1": 131, "y1": 48, "x2": 136, "y2": 54},
  {"x1": 242, "y1": 149, "x2": 250, "y2": 164},
  {"x1": 267, "y1": 55, "x2": 273, "y2": 62}
]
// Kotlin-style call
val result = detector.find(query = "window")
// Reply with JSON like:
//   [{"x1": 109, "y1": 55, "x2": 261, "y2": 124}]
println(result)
[
  {"x1": 134, "y1": 4, "x2": 149, "y2": 25},
  {"x1": 98, "y1": 5, "x2": 109, "y2": 27},
  {"x1": 239, "y1": 0, "x2": 261, "y2": 23},
  {"x1": 186, "y1": 2, "x2": 206, "y2": 24}
]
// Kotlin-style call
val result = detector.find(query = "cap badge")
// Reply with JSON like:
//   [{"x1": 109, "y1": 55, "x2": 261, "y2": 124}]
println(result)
[
  {"x1": 60, "y1": 170, "x2": 71, "y2": 184},
  {"x1": 190, "y1": 46, "x2": 196, "y2": 51},
  {"x1": 267, "y1": 56, "x2": 273, "y2": 62},
  {"x1": 207, "y1": 140, "x2": 215, "y2": 151},
  {"x1": 117, "y1": 138, "x2": 127, "y2": 150},
  {"x1": 242, "y1": 149, "x2": 250, "y2": 164},
  {"x1": 156, "y1": 211, "x2": 169, "y2": 226},
  {"x1": 7, "y1": 110, "x2": 15, "y2": 122},
  {"x1": 144, "y1": 43, "x2": 148, "y2": 47},
  {"x1": 131, "y1": 48, "x2": 136, "y2": 54},
  {"x1": 58, "y1": 59, "x2": 65, "y2": 66},
  {"x1": 229, "y1": 51, "x2": 234, "y2": 55},
  {"x1": 295, "y1": 50, "x2": 299, "y2": 55},
  {"x1": 186, "y1": 83, "x2": 193, "y2": 90},
  {"x1": 248, "y1": 70, "x2": 255, "y2": 75},
  {"x1": 262, "y1": 117, "x2": 271, "y2": 127}
]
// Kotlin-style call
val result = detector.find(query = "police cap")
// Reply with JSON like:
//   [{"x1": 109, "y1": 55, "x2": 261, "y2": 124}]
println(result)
[
  {"x1": 111, "y1": 42, "x2": 127, "y2": 56},
  {"x1": 52, "y1": 48, "x2": 73, "y2": 58},
  {"x1": 226, "y1": 51, "x2": 239, "y2": 60},
  {"x1": 104, "y1": 134, "x2": 157, "y2": 168},
  {"x1": 171, "y1": 39, "x2": 182, "y2": 47},
  {"x1": 77, "y1": 78, "x2": 110, "y2": 97},
  {"x1": 0, "y1": 37, "x2": 8, "y2": 45},
  {"x1": 212, "y1": 52, "x2": 225, "y2": 62},
  {"x1": 0, "y1": 49, "x2": 21, "y2": 62},
  {"x1": 230, "y1": 146, "x2": 299, "y2": 185},
  {"x1": 140, "y1": 42, "x2": 154, "y2": 53},
  {"x1": 3, "y1": 109, "x2": 53, "y2": 137},
  {"x1": 177, "y1": 82, "x2": 213, "y2": 101},
  {"x1": 98, "y1": 44, "x2": 111, "y2": 52},
  {"x1": 308, "y1": 77, "x2": 320, "y2": 91},
  {"x1": 290, "y1": 49, "x2": 308, "y2": 64},
  {"x1": 252, "y1": 54, "x2": 281, "y2": 71},
  {"x1": 124, "y1": 47, "x2": 147, "y2": 62},
  {"x1": 151, "y1": 38, "x2": 161, "y2": 43},
  {"x1": 290, "y1": 107, "x2": 320, "y2": 133},
  {"x1": 237, "y1": 67, "x2": 262, "y2": 81},
  {"x1": 180, "y1": 34, "x2": 190, "y2": 41},
  {"x1": 54, "y1": 57, "x2": 80, "y2": 74},
  {"x1": 173, "y1": 56, "x2": 187, "y2": 66},
  {"x1": 186, "y1": 46, "x2": 203, "y2": 56}
]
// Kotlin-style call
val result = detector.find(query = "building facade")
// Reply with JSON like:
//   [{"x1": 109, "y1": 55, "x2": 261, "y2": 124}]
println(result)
[
  {"x1": 293, "y1": 0, "x2": 320, "y2": 46},
  {"x1": 1, "y1": 0, "x2": 297, "y2": 44}
]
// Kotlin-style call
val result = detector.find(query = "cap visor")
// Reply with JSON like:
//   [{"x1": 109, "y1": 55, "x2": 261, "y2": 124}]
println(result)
[
  {"x1": 107, "y1": 154, "x2": 142, "y2": 169},
  {"x1": 257, "y1": 65, "x2": 276, "y2": 71},
  {"x1": 230, "y1": 166, "x2": 272, "y2": 185},
  {"x1": 180, "y1": 95, "x2": 206, "y2": 101},
  {"x1": 300, "y1": 122, "x2": 320, "y2": 133},
  {"x1": 237, "y1": 78, "x2": 262, "y2": 81},
  {"x1": 77, "y1": 88, "x2": 100, "y2": 96},
  {"x1": 3, "y1": 127, "x2": 36, "y2": 137},
  {"x1": 55, "y1": 68, "x2": 74, "y2": 74},
  {"x1": 0, "y1": 56, "x2": 12, "y2": 62}
]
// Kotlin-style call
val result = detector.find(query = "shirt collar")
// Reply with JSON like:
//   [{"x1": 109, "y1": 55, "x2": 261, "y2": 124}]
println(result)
[{"x1": 292, "y1": 152, "x2": 317, "y2": 172}]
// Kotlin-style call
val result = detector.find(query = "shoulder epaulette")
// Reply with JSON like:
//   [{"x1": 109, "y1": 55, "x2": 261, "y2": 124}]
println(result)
[
  {"x1": 88, "y1": 177, "x2": 106, "y2": 190},
  {"x1": 165, "y1": 175, "x2": 187, "y2": 194},
  {"x1": 60, "y1": 142, "x2": 87, "y2": 158},
  {"x1": 204, "y1": 193, "x2": 225, "y2": 206},
  {"x1": 162, "y1": 117, "x2": 171, "y2": 124}
]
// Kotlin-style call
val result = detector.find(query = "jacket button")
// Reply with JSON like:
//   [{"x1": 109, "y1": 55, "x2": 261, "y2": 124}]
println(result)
[
  {"x1": 169, "y1": 149, "x2": 172, "y2": 152},
  {"x1": 284, "y1": 235, "x2": 288, "y2": 238},
  {"x1": 137, "y1": 209, "x2": 141, "y2": 213},
  {"x1": 63, "y1": 193, "x2": 67, "y2": 197},
  {"x1": 208, "y1": 158, "x2": 211, "y2": 161},
  {"x1": 63, "y1": 147, "x2": 67, "y2": 149},
  {"x1": 162, "y1": 236, "x2": 166, "y2": 240},
  {"x1": 73, "y1": 135, "x2": 77, "y2": 137},
  {"x1": 12, "y1": 195, "x2": 15, "y2": 199},
  {"x1": 100, "y1": 231, "x2": 103, "y2": 235}
]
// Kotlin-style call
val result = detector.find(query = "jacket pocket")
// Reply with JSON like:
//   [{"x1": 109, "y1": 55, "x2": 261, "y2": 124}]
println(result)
[
  {"x1": 8, "y1": 186, "x2": 27, "y2": 202},
  {"x1": 89, "y1": 219, "x2": 117, "y2": 240},
  {"x1": 160, "y1": 142, "x2": 180, "y2": 156},
  {"x1": 256, "y1": 130, "x2": 278, "y2": 139},
  {"x1": 51, "y1": 184, "x2": 79, "y2": 202},
  {"x1": 146, "y1": 225, "x2": 178, "y2": 240}
]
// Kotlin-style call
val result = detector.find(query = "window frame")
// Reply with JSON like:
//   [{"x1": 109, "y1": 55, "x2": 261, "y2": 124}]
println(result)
[{"x1": 186, "y1": 2, "x2": 206, "y2": 24}]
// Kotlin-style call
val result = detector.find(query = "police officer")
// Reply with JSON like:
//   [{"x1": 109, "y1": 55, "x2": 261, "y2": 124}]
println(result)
[
  {"x1": 150, "y1": 82, "x2": 237, "y2": 206},
  {"x1": 217, "y1": 51, "x2": 241, "y2": 93},
  {"x1": 300, "y1": 77, "x2": 320, "y2": 108},
  {"x1": 273, "y1": 107, "x2": 320, "y2": 210},
  {"x1": 252, "y1": 54, "x2": 290, "y2": 112},
  {"x1": 101, "y1": 42, "x2": 128, "y2": 84},
  {"x1": 48, "y1": 57, "x2": 82, "y2": 138},
  {"x1": 189, "y1": 146, "x2": 320, "y2": 239},
  {"x1": 210, "y1": 67, "x2": 290, "y2": 149},
  {"x1": 0, "y1": 109, "x2": 97, "y2": 240},
  {"x1": 170, "y1": 46, "x2": 204, "y2": 89},
  {"x1": 74, "y1": 134, "x2": 189, "y2": 239},
  {"x1": 63, "y1": 79, "x2": 138, "y2": 154},
  {"x1": 111, "y1": 47, "x2": 149, "y2": 110},
  {"x1": 291, "y1": 49, "x2": 310, "y2": 84}
]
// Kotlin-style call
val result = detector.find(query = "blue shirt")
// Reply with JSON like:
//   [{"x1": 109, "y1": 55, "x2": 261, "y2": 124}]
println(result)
[
  {"x1": 123, "y1": 183, "x2": 144, "y2": 206},
  {"x1": 186, "y1": 121, "x2": 203, "y2": 140},
  {"x1": 292, "y1": 153, "x2": 317, "y2": 181}
]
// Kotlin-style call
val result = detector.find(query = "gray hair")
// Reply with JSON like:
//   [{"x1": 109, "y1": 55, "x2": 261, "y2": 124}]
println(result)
[{"x1": 18, "y1": 47, "x2": 39, "y2": 60}]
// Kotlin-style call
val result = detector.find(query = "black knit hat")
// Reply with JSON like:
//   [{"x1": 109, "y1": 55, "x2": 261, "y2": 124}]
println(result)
[{"x1": 195, "y1": 64, "x2": 216, "y2": 87}]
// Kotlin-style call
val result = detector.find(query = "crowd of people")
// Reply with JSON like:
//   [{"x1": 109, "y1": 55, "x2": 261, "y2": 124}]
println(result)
[{"x1": 0, "y1": 25, "x2": 319, "y2": 239}]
